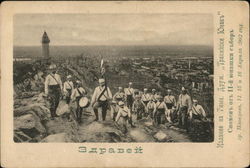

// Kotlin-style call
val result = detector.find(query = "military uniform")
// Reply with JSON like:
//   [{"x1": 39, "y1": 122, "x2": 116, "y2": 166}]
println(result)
[
  {"x1": 132, "y1": 99, "x2": 145, "y2": 120},
  {"x1": 154, "y1": 101, "x2": 167, "y2": 125},
  {"x1": 44, "y1": 73, "x2": 62, "y2": 119},
  {"x1": 113, "y1": 91, "x2": 125, "y2": 102},
  {"x1": 71, "y1": 86, "x2": 86, "y2": 123},
  {"x1": 115, "y1": 104, "x2": 133, "y2": 133},
  {"x1": 91, "y1": 85, "x2": 112, "y2": 121},
  {"x1": 63, "y1": 80, "x2": 74, "y2": 104},
  {"x1": 164, "y1": 94, "x2": 177, "y2": 122},
  {"x1": 177, "y1": 93, "x2": 192, "y2": 128},
  {"x1": 141, "y1": 93, "x2": 151, "y2": 106},
  {"x1": 146, "y1": 100, "x2": 156, "y2": 119},
  {"x1": 124, "y1": 87, "x2": 134, "y2": 109}
]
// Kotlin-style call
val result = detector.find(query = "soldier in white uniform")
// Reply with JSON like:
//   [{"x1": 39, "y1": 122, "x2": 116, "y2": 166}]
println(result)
[
  {"x1": 71, "y1": 80, "x2": 86, "y2": 124},
  {"x1": 91, "y1": 78, "x2": 112, "y2": 121},
  {"x1": 124, "y1": 82, "x2": 134, "y2": 110},
  {"x1": 115, "y1": 101, "x2": 134, "y2": 133},
  {"x1": 164, "y1": 89, "x2": 177, "y2": 123},
  {"x1": 177, "y1": 87, "x2": 192, "y2": 128},
  {"x1": 44, "y1": 64, "x2": 63, "y2": 120},
  {"x1": 154, "y1": 95, "x2": 168, "y2": 125},
  {"x1": 190, "y1": 99, "x2": 206, "y2": 120},
  {"x1": 150, "y1": 89, "x2": 157, "y2": 103},
  {"x1": 63, "y1": 75, "x2": 74, "y2": 104},
  {"x1": 113, "y1": 86, "x2": 125, "y2": 102},
  {"x1": 141, "y1": 88, "x2": 151, "y2": 106},
  {"x1": 146, "y1": 97, "x2": 156, "y2": 119},
  {"x1": 189, "y1": 99, "x2": 212, "y2": 135}
]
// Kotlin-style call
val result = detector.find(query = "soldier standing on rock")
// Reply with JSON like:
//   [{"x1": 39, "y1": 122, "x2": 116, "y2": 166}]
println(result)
[
  {"x1": 91, "y1": 78, "x2": 112, "y2": 121},
  {"x1": 44, "y1": 64, "x2": 63, "y2": 120},
  {"x1": 63, "y1": 75, "x2": 74, "y2": 104}
]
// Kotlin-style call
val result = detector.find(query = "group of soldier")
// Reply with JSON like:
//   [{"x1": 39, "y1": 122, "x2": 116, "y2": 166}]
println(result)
[{"x1": 44, "y1": 64, "x2": 209, "y2": 132}]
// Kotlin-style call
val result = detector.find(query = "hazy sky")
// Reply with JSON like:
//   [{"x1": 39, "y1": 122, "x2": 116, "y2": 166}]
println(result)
[{"x1": 14, "y1": 14, "x2": 213, "y2": 46}]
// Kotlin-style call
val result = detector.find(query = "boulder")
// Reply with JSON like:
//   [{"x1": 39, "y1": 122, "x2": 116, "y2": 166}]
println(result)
[
  {"x1": 154, "y1": 131, "x2": 169, "y2": 142},
  {"x1": 129, "y1": 129, "x2": 155, "y2": 142},
  {"x1": 41, "y1": 133, "x2": 71, "y2": 142},
  {"x1": 14, "y1": 114, "x2": 46, "y2": 141},
  {"x1": 14, "y1": 103, "x2": 50, "y2": 120}
]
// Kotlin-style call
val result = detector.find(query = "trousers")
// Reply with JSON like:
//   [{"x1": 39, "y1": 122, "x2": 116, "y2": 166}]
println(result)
[
  {"x1": 76, "y1": 97, "x2": 83, "y2": 123},
  {"x1": 48, "y1": 85, "x2": 61, "y2": 118},
  {"x1": 66, "y1": 89, "x2": 72, "y2": 104},
  {"x1": 126, "y1": 95, "x2": 133, "y2": 109},
  {"x1": 155, "y1": 108, "x2": 165, "y2": 125},
  {"x1": 93, "y1": 100, "x2": 109, "y2": 121},
  {"x1": 178, "y1": 106, "x2": 188, "y2": 128}
]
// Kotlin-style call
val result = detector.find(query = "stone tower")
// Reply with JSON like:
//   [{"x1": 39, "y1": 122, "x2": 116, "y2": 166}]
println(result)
[{"x1": 41, "y1": 31, "x2": 50, "y2": 58}]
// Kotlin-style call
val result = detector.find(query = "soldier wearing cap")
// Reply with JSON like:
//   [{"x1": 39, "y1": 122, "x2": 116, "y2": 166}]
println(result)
[
  {"x1": 44, "y1": 64, "x2": 63, "y2": 120},
  {"x1": 190, "y1": 99, "x2": 206, "y2": 120},
  {"x1": 141, "y1": 88, "x2": 151, "y2": 106},
  {"x1": 124, "y1": 82, "x2": 134, "y2": 110},
  {"x1": 71, "y1": 80, "x2": 87, "y2": 124},
  {"x1": 189, "y1": 99, "x2": 212, "y2": 135},
  {"x1": 115, "y1": 101, "x2": 134, "y2": 133},
  {"x1": 63, "y1": 75, "x2": 74, "y2": 104},
  {"x1": 154, "y1": 95, "x2": 168, "y2": 125},
  {"x1": 132, "y1": 95, "x2": 146, "y2": 120},
  {"x1": 113, "y1": 86, "x2": 125, "y2": 102},
  {"x1": 177, "y1": 87, "x2": 192, "y2": 128},
  {"x1": 91, "y1": 78, "x2": 112, "y2": 121},
  {"x1": 150, "y1": 89, "x2": 157, "y2": 103},
  {"x1": 164, "y1": 89, "x2": 177, "y2": 123}
]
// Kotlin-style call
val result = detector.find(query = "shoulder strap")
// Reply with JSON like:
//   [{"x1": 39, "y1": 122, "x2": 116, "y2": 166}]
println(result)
[
  {"x1": 156, "y1": 102, "x2": 162, "y2": 109},
  {"x1": 49, "y1": 74, "x2": 59, "y2": 84},
  {"x1": 166, "y1": 95, "x2": 174, "y2": 104},
  {"x1": 67, "y1": 81, "x2": 72, "y2": 89},
  {"x1": 192, "y1": 106, "x2": 199, "y2": 114},
  {"x1": 77, "y1": 88, "x2": 83, "y2": 96},
  {"x1": 128, "y1": 88, "x2": 132, "y2": 94},
  {"x1": 97, "y1": 86, "x2": 107, "y2": 101}
]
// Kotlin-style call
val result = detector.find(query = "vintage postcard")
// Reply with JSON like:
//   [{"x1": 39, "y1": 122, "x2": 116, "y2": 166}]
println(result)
[{"x1": 1, "y1": 1, "x2": 249, "y2": 167}]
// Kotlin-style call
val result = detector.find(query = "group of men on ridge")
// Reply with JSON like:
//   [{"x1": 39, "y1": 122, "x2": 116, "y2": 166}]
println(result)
[{"x1": 44, "y1": 64, "x2": 208, "y2": 132}]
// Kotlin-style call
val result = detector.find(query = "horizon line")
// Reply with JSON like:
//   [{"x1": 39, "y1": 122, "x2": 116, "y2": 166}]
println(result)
[{"x1": 14, "y1": 44, "x2": 213, "y2": 47}]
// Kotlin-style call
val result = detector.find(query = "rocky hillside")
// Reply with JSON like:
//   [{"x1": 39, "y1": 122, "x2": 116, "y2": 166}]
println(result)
[{"x1": 13, "y1": 57, "x2": 213, "y2": 143}]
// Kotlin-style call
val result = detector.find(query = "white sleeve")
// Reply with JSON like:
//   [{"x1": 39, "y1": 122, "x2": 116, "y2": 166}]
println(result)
[{"x1": 107, "y1": 87, "x2": 112, "y2": 99}]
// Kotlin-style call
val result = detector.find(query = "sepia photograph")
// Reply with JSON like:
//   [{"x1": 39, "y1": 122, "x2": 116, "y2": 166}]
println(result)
[{"x1": 13, "y1": 14, "x2": 214, "y2": 143}]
